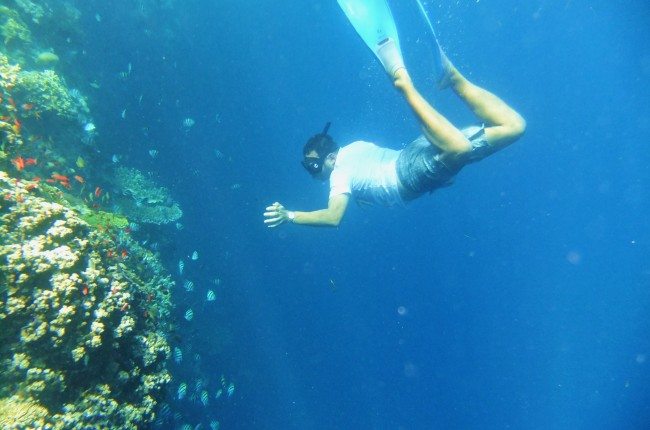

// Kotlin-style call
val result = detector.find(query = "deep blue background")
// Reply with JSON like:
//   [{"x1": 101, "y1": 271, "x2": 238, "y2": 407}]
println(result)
[{"x1": 75, "y1": 0, "x2": 649, "y2": 428}]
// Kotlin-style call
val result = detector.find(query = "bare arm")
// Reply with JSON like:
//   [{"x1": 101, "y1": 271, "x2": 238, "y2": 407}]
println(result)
[
  {"x1": 393, "y1": 68, "x2": 471, "y2": 154},
  {"x1": 264, "y1": 194, "x2": 350, "y2": 228}
]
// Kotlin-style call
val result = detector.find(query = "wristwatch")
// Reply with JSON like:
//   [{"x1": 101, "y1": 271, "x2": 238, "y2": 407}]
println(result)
[{"x1": 287, "y1": 211, "x2": 295, "y2": 223}]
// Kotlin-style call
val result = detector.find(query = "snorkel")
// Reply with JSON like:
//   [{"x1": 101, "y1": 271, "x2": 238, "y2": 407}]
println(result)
[{"x1": 302, "y1": 122, "x2": 333, "y2": 177}]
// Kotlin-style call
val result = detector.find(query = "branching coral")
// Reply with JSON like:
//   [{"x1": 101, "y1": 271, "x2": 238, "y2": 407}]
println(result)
[
  {"x1": 0, "y1": 171, "x2": 174, "y2": 428},
  {"x1": 111, "y1": 166, "x2": 183, "y2": 225}
]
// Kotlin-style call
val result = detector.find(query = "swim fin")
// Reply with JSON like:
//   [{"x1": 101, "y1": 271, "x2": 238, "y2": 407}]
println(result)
[
  {"x1": 414, "y1": 0, "x2": 452, "y2": 89},
  {"x1": 337, "y1": 0, "x2": 405, "y2": 76}
]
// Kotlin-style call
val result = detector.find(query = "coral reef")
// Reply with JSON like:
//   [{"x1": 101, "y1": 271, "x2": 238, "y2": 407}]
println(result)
[
  {"x1": 111, "y1": 166, "x2": 183, "y2": 225},
  {"x1": 0, "y1": 171, "x2": 175, "y2": 429},
  {"x1": 15, "y1": 69, "x2": 87, "y2": 120}
]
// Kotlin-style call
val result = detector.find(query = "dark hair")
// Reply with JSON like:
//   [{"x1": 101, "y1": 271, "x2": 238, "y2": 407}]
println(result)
[{"x1": 303, "y1": 122, "x2": 339, "y2": 157}]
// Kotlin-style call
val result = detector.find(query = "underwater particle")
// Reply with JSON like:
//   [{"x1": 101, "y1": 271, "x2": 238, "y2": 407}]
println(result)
[
  {"x1": 178, "y1": 259, "x2": 184, "y2": 275},
  {"x1": 183, "y1": 280, "x2": 194, "y2": 292},
  {"x1": 200, "y1": 390, "x2": 209, "y2": 406},
  {"x1": 397, "y1": 306, "x2": 408, "y2": 316},
  {"x1": 173, "y1": 347, "x2": 182, "y2": 364},
  {"x1": 36, "y1": 51, "x2": 60, "y2": 65},
  {"x1": 177, "y1": 382, "x2": 187, "y2": 400},
  {"x1": 184, "y1": 308, "x2": 193, "y2": 321},
  {"x1": 566, "y1": 250, "x2": 582, "y2": 265},
  {"x1": 191, "y1": 250, "x2": 198, "y2": 260},
  {"x1": 227, "y1": 382, "x2": 235, "y2": 398},
  {"x1": 206, "y1": 290, "x2": 216, "y2": 302},
  {"x1": 148, "y1": 149, "x2": 158, "y2": 158}
]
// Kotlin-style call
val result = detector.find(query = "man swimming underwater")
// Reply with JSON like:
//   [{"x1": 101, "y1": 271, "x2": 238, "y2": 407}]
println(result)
[{"x1": 264, "y1": 2, "x2": 525, "y2": 228}]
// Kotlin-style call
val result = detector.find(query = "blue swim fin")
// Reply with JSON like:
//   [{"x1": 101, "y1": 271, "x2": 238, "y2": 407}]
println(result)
[
  {"x1": 337, "y1": 0, "x2": 405, "y2": 76},
  {"x1": 414, "y1": 0, "x2": 452, "y2": 88}
]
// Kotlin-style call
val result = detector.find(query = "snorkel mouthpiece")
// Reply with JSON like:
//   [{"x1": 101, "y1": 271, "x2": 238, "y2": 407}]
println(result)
[{"x1": 302, "y1": 121, "x2": 337, "y2": 177}]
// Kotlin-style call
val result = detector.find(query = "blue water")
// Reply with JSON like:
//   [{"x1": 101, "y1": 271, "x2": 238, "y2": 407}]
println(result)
[{"x1": 76, "y1": 0, "x2": 649, "y2": 428}]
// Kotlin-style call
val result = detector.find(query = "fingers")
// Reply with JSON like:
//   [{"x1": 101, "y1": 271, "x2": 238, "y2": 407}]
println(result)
[{"x1": 264, "y1": 202, "x2": 285, "y2": 227}]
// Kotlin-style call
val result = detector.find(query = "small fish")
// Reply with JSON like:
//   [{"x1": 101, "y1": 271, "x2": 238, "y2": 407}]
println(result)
[
  {"x1": 213, "y1": 278, "x2": 222, "y2": 286},
  {"x1": 227, "y1": 382, "x2": 235, "y2": 397},
  {"x1": 73, "y1": 175, "x2": 84, "y2": 184},
  {"x1": 76, "y1": 156, "x2": 85, "y2": 168},
  {"x1": 148, "y1": 149, "x2": 159, "y2": 158},
  {"x1": 11, "y1": 156, "x2": 25, "y2": 171},
  {"x1": 177, "y1": 382, "x2": 187, "y2": 400},
  {"x1": 183, "y1": 280, "x2": 194, "y2": 292},
  {"x1": 230, "y1": 183, "x2": 241, "y2": 190},
  {"x1": 191, "y1": 251, "x2": 199, "y2": 260},
  {"x1": 94, "y1": 186, "x2": 103, "y2": 197},
  {"x1": 215, "y1": 389, "x2": 223, "y2": 399},
  {"x1": 95, "y1": 13, "x2": 102, "y2": 22},
  {"x1": 176, "y1": 222, "x2": 184, "y2": 230},
  {"x1": 200, "y1": 390, "x2": 209, "y2": 406},
  {"x1": 24, "y1": 158, "x2": 37, "y2": 166},
  {"x1": 121, "y1": 109, "x2": 126, "y2": 119},
  {"x1": 21, "y1": 103, "x2": 34, "y2": 111},
  {"x1": 89, "y1": 81, "x2": 100, "y2": 89},
  {"x1": 84, "y1": 122, "x2": 96, "y2": 133},
  {"x1": 184, "y1": 308, "x2": 193, "y2": 321},
  {"x1": 178, "y1": 259, "x2": 184, "y2": 275},
  {"x1": 112, "y1": 154, "x2": 121, "y2": 163},
  {"x1": 209, "y1": 420, "x2": 220, "y2": 430},
  {"x1": 182, "y1": 117, "x2": 195, "y2": 129},
  {"x1": 82, "y1": 285, "x2": 89, "y2": 296},
  {"x1": 174, "y1": 347, "x2": 182, "y2": 364},
  {"x1": 206, "y1": 290, "x2": 216, "y2": 302},
  {"x1": 213, "y1": 149, "x2": 225, "y2": 159}
]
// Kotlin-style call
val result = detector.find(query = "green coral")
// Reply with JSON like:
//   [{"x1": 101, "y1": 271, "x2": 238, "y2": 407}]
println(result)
[
  {"x1": 0, "y1": 5, "x2": 31, "y2": 47},
  {"x1": 80, "y1": 210, "x2": 129, "y2": 230},
  {"x1": 15, "y1": 69, "x2": 87, "y2": 120},
  {"x1": 111, "y1": 167, "x2": 184, "y2": 225}
]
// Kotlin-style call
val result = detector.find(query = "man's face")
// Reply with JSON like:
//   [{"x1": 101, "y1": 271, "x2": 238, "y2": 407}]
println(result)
[{"x1": 303, "y1": 150, "x2": 334, "y2": 182}]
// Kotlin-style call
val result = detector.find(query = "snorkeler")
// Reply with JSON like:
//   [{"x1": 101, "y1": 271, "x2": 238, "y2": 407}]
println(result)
[{"x1": 264, "y1": 0, "x2": 525, "y2": 228}]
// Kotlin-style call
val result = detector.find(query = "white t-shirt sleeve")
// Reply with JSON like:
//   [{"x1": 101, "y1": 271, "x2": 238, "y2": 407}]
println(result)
[{"x1": 329, "y1": 167, "x2": 351, "y2": 198}]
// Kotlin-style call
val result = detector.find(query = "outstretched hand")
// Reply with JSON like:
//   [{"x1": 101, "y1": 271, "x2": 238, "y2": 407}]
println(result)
[{"x1": 263, "y1": 202, "x2": 291, "y2": 228}]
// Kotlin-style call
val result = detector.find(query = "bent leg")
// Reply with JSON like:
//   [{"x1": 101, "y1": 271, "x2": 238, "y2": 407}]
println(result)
[
  {"x1": 394, "y1": 68, "x2": 471, "y2": 154},
  {"x1": 448, "y1": 67, "x2": 526, "y2": 148}
]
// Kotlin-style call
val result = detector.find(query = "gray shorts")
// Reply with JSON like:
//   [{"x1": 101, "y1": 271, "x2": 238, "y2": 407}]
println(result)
[{"x1": 396, "y1": 125, "x2": 497, "y2": 201}]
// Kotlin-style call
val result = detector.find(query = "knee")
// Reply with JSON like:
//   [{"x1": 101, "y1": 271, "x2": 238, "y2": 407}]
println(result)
[{"x1": 508, "y1": 114, "x2": 527, "y2": 140}]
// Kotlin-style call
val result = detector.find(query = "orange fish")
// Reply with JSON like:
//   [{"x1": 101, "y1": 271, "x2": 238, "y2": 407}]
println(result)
[
  {"x1": 32, "y1": 176, "x2": 41, "y2": 182},
  {"x1": 82, "y1": 285, "x2": 89, "y2": 296},
  {"x1": 94, "y1": 186, "x2": 102, "y2": 197},
  {"x1": 24, "y1": 158, "x2": 37, "y2": 166},
  {"x1": 11, "y1": 156, "x2": 25, "y2": 171},
  {"x1": 8, "y1": 97, "x2": 16, "y2": 108},
  {"x1": 21, "y1": 103, "x2": 34, "y2": 111},
  {"x1": 51, "y1": 173, "x2": 69, "y2": 182},
  {"x1": 60, "y1": 180, "x2": 71, "y2": 189},
  {"x1": 24, "y1": 183, "x2": 38, "y2": 192},
  {"x1": 74, "y1": 175, "x2": 85, "y2": 183},
  {"x1": 121, "y1": 249, "x2": 128, "y2": 258},
  {"x1": 106, "y1": 249, "x2": 114, "y2": 258},
  {"x1": 12, "y1": 119, "x2": 21, "y2": 134},
  {"x1": 46, "y1": 178, "x2": 56, "y2": 183}
]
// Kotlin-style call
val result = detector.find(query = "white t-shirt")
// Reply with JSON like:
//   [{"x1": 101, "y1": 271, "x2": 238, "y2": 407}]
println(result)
[{"x1": 329, "y1": 141, "x2": 403, "y2": 207}]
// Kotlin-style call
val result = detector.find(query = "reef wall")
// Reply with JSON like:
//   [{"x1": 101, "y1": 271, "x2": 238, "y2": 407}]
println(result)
[{"x1": 0, "y1": 172, "x2": 175, "y2": 429}]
